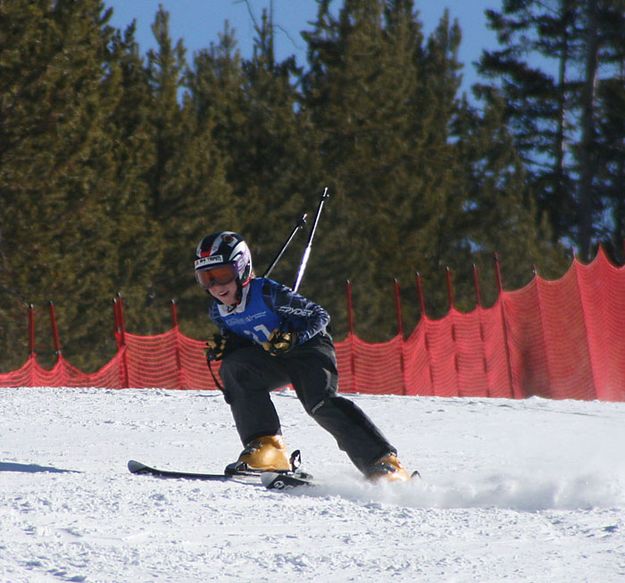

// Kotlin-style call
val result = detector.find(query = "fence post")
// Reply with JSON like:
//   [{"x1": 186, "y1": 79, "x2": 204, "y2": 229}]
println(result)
[
  {"x1": 114, "y1": 293, "x2": 129, "y2": 388},
  {"x1": 445, "y1": 267, "x2": 460, "y2": 395},
  {"x1": 345, "y1": 280, "x2": 356, "y2": 392},
  {"x1": 48, "y1": 301, "x2": 62, "y2": 360},
  {"x1": 170, "y1": 299, "x2": 184, "y2": 389},
  {"x1": 472, "y1": 263, "x2": 483, "y2": 309},
  {"x1": 170, "y1": 298, "x2": 179, "y2": 328},
  {"x1": 393, "y1": 279, "x2": 406, "y2": 395},
  {"x1": 28, "y1": 304, "x2": 35, "y2": 357},
  {"x1": 494, "y1": 253, "x2": 517, "y2": 398},
  {"x1": 445, "y1": 267, "x2": 455, "y2": 311},
  {"x1": 473, "y1": 264, "x2": 490, "y2": 393},
  {"x1": 416, "y1": 272, "x2": 434, "y2": 393},
  {"x1": 27, "y1": 304, "x2": 36, "y2": 386},
  {"x1": 393, "y1": 279, "x2": 404, "y2": 339},
  {"x1": 415, "y1": 272, "x2": 427, "y2": 317},
  {"x1": 494, "y1": 253, "x2": 504, "y2": 294},
  {"x1": 345, "y1": 279, "x2": 355, "y2": 336},
  {"x1": 115, "y1": 294, "x2": 127, "y2": 346},
  {"x1": 113, "y1": 299, "x2": 120, "y2": 347}
]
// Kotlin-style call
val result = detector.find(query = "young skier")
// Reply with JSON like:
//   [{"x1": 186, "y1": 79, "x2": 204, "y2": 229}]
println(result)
[{"x1": 195, "y1": 231, "x2": 412, "y2": 481}]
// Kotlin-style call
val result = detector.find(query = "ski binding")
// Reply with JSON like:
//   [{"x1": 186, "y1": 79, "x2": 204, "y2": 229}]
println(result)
[{"x1": 261, "y1": 471, "x2": 316, "y2": 490}]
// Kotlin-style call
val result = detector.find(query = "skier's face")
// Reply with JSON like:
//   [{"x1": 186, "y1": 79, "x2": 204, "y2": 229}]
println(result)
[{"x1": 207, "y1": 278, "x2": 239, "y2": 306}]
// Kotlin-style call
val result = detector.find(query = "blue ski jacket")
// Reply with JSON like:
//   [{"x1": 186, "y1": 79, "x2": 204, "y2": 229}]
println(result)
[{"x1": 209, "y1": 277, "x2": 330, "y2": 347}]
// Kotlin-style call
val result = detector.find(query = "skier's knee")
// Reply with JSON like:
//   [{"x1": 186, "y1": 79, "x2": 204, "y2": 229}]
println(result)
[
  {"x1": 309, "y1": 398, "x2": 327, "y2": 417},
  {"x1": 307, "y1": 394, "x2": 345, "y2": 417}
]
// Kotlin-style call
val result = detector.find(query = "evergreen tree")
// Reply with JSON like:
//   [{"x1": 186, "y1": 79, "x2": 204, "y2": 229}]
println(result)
[
  {"x1": 591, "y1": 1, "x2": 625, "y2": 261},
  {"x1": 595, "y1": 72, "x2": 625, "y2": 260},
  {"x1": 477, "y1": 0, "x2": 625, "y2": 260},
  {"x1": 0, "y1": 0, "x2": 126, "y2": 369},
  {"x1": 302, "y1": 0, "x2": 471, "y2": 336},
  {"x1": 453, "y1": 96, "x2": 568, "y2": 307},
  {"x1": 105, "y1": 22, "x2": 165, "y2": 338},
  {"x1": 144, "y1": 6, "x2": 232, "y2": 338},
  {"x1": 187, "y1": 11, "x2": 313, "y2": 285},
  {"x1": 235, "y1": 9, "x2": 316, "y2": 279},
  {"x1": 0, "y1": 0, "x2": 582, "y2": 372},
  {"x1": 0, "y1": 0, "x2": 53, "y2": 368},
  {"x1": 476, "y1": 0, "x2": 581, "y2": 245}
]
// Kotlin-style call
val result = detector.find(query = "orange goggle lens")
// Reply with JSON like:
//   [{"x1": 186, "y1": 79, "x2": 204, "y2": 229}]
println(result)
[{"x1": 196, "y1": 264, "x2": 237, "y2": 288}]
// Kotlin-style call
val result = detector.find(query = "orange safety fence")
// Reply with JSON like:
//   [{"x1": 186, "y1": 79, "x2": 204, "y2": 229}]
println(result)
[
  {"x1": 1, "y1": 351, "x2": 126, "y2": 388},
  {"x1": 2, "y1": 249, "x2": 625, "y2": 401}
]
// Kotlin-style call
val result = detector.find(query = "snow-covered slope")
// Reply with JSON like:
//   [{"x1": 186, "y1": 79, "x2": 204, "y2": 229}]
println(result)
[{"x1": 1, "y1": 387, "x2": 625, "y2": 582}]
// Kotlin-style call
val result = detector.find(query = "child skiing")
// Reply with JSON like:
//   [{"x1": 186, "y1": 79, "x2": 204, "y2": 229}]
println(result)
[{"x1": 195, "y1": 230, "x2": 412, "y2": 481}]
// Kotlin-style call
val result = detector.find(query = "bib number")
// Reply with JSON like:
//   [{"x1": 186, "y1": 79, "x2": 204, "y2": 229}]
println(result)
[{"x1": 243, "y1": 324, "x2": 272, "y2": 344}]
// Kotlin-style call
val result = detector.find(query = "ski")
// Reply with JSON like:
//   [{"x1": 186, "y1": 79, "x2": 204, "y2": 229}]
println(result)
[
  {"x1": 127, "y1": 460, "x2": 259, "y2": 482},
  {"x1": 127, "y1": 459, "x2": 314, "y2": 488}
]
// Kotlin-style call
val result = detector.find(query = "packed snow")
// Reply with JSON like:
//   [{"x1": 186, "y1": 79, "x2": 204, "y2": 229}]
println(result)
[{"x1": 1, "y1": 386, "x2": 625, "y2": 582}]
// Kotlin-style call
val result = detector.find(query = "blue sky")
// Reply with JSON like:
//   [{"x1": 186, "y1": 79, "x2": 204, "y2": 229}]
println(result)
[{"x1": 107, "y1": 0, "x2": 501, "y2": 94}]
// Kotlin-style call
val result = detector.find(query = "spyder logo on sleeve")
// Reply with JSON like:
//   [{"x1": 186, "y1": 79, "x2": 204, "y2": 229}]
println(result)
[{"x1": 277, "y1": 306, "x2": 313, "y2": 317}]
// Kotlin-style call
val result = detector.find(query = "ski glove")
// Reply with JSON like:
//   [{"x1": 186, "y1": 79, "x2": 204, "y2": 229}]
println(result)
[
  {"x1": 263, "y1": 329, "x2": 297, "y2": 356},
  {"x1": 205, "y1": 334, "x2": 227, "y2": 362}
]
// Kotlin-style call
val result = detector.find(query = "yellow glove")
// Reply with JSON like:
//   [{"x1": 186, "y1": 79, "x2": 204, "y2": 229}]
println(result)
[
  {"x1": 263, "y1": 329, "x2": 297, "y2": 356},
  {"x1": 205, "y1": 334, "x2": 227, "y2": 362}
]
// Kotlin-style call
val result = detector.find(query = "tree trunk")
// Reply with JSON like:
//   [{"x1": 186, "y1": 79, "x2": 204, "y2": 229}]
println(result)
[{"x1": 577, "y1": 0, "x2": 600, "y2": 260}]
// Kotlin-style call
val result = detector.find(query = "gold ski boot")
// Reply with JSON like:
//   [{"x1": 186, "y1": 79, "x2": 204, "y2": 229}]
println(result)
[
  {"x1": 230, "y1": 435, "x2": 291, "y2": 473},
  {"x1": 366, "y1": 453, "x2": 414, "y2": 482}
]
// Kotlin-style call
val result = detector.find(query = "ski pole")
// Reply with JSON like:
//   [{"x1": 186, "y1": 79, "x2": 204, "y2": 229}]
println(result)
[
  {"x1": 292, "y1": 187, "x2": 330, "y2": 292},
  {"x1": 262, "y1": 212, "x2": 308, "y2": 278}
]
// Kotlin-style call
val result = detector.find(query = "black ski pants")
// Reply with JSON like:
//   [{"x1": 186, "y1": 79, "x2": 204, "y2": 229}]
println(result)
[{"x1": 219, "y1": 334, "x2": 395, "y2": 474}]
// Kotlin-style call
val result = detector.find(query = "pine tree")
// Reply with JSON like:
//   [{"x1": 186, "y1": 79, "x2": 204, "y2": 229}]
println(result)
[
  {"x1": 475, "y1": 0, "x2": 582, "y2": 245},
  {"x1": 0, "y1": 0, "x2": 127, "y2": 369},
  {"x1": 187, "y1": 10, "x2": 314, "y2": 285},
  {"x1": 302, "y1": 0, "x2": 472, "y2": 336},
  {"x1": 453, "y1": 96, "x2": 568, "y2": 307},
  {"x1": 590, "y1": 1, "x2": 625, "y2": 261},
  {"x1": 595, "y1": 72, "x2": 625, "y2": 260},
  {"x1": 104, "y1": 21, "x2": 165, "y2": 338},
  {"x1": 143, "y1": 6, "x2": 232, "y2": 339},
  {"x1": 0, "y1": 0, "x2": 53, "y2": 368},
  {"x1": 476, "y1": 0, "x2": 625, "y2": 260},
  {"x1": 239, "y1": 10, "x2": 317, "y2": 277}
]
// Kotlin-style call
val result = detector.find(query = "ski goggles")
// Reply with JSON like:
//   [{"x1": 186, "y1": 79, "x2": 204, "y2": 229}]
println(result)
[{"x1": 196, "y1": 263, "x2": 237, "y2": 289}]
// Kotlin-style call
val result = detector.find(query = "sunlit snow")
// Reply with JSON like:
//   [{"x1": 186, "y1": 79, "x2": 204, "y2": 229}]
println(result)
[{"x1": 1, "y1": 388, "x2": 624, "y2": 582}]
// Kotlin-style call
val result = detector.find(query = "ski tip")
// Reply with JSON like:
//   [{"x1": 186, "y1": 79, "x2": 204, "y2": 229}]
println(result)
[{"x1": 127, "y1": 460, "x2": 148, "y2": 473}]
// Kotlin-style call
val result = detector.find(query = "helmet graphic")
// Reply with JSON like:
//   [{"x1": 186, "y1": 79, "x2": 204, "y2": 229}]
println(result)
[{"x1": 194, "y1": 231, "x2": 253, "y2": 288}]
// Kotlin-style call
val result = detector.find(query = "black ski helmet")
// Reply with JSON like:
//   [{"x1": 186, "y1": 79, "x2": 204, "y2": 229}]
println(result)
[{"x1": 194, "y1": 231, "x2": 253, "y2": 287}]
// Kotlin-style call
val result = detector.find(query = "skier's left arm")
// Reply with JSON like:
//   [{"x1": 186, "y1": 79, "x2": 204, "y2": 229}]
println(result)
[{"x1": 262, "y1": 279, "x2": 330, "y2": 346}]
